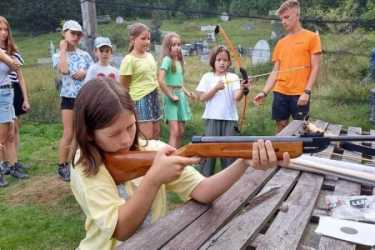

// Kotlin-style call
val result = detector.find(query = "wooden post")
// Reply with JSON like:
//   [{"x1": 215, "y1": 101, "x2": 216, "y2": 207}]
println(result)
[{"x1": 80, "y1": 0, "x2": 97, "y2": 58}]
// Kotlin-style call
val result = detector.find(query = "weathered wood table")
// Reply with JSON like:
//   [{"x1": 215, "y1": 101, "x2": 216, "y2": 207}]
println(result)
[{"x1": 121, "y1": 120, "x2": 375, "y2": 250}]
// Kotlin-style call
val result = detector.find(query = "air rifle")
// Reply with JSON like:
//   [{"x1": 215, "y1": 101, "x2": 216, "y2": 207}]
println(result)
[{"x1": 104, "y1": 134, "x2": 375, "y2": 184}]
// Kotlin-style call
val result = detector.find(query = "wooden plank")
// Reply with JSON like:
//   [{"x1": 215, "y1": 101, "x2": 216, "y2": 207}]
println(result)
[
  {"x1": 123, "y1": 167, "x2": 275, "y2": 249},
  {"x1": 318, "y1": 127, "x2": 362, "y2": 250},
  {"x1": 297, "y1": 121, "x2": 331, "y2": 250},
  {"x1": 319, "y1": 124, "x2": 342, "y2": 155},
  {"x1": 278, "y1": 120, "x2": 305, "y2": 136},
  {"x1": 199, "y1": 169, "x2": 300, "y2": 250},
  {"x1": 160, "y1": 168, "x2": 277, "y2": 250},
  {"x1": 313, "y1": 120, "x2": 329, "y2": 132},
  {"x1": 254, "y1": 173, "x2": 323, "y2": 250},
  {"x1": 159, "y1": 120, "x2": 304, "y2": 249},
  {"x1": 303, "y1": 123, "x2": 342, "y2": 219},
  {"x1": 119, "y1": 201, "x2": 210, "y2": 249}
]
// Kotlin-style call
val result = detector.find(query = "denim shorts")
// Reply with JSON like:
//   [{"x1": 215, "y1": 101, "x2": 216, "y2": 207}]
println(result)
[
  {"x1": 134, "y1": 89, "x2": 162, "y2": 122},
  {"x1": 0, "y1": 88, "x2": 16, "y2": 123}
]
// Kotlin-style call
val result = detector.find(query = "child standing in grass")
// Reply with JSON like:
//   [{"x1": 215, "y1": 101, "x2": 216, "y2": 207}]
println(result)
[
  {"x1": 0, "y1": 16, "x2": 29, "y2": 187},
  {"x1": 52, "y1": 20, "x2": 93, "y2": 182},
  {"x1": 158, "y1": 32, "x2": 194, "y2": 148},
  {"x1": 84, "y1": 36, "x2": 119, "y2": 83},
  {"x1": 196, "y1": 46, "x2": 250, "y2": 177},
  {"x1": 119, "y1": 23, "x2": 161, "y2": 140},
  {"x1": 70, "y1": 78, "x2": 288, "y2": 249},
  {"x1": 8, "y1": 49, "x2": 31, "y2": 174}
]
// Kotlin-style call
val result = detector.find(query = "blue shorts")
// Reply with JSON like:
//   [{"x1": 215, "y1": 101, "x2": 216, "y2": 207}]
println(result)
[
  {"x1": 134, "y1": 89, "x2": 162, "y2": 122},
  {"x1": 272, "y1": 92, "x2": 309, "y2": 121},
  {"x1": 0, "y1": 88, "x2": 16, "y2": 123}
]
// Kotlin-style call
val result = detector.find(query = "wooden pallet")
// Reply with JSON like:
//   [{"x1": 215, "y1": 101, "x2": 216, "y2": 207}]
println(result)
[{"x1": 119, "y1": 120, "x2": 375, "y2": 250}]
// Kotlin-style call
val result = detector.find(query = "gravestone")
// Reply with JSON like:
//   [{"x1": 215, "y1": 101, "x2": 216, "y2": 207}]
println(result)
[
  {"x1": 220, "y1": 12, "x2": 230, "y2": 22},
  {"x1": 97, "y1": 15, "x2": 111, "y2": 24},
  {"x1": 201, "y1": 25, "x2": 216, "y2": 43},
  {"x1": 252, "y1": 40, "x2": 270, "y2": 65},
  {"x1": 116, "y1": 16, "x2": 124, "y2": 24},
  {"x1": 242, "y1": 23, "x2": 254, "y2": 32}
]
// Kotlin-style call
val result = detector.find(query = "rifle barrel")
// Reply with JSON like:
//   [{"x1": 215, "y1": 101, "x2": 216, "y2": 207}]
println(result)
[
  {"x1": 325, "y1": 135, "x2": 375, "y2": 142},
  {"x1": 192, "y1": 135, "x2": 375, "y2": 144},
  {"x1": 192, "y1": 135, "x2": 313, "y2": 143}
]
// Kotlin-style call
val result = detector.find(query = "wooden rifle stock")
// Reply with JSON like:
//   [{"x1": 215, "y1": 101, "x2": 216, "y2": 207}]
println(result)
[{"x1": 104, "y1": 141, "x2": 304, "y2": 184}]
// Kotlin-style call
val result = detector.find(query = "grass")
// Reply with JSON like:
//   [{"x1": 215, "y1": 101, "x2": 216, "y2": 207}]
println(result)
[{"x1": 1, "y1": 17, "x2": 375, "y2": 249}]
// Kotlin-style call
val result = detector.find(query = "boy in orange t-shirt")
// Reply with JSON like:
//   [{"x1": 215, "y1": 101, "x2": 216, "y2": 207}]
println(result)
[{"x1": 253, "y1": 0, "x2": 322, "y2": 133}]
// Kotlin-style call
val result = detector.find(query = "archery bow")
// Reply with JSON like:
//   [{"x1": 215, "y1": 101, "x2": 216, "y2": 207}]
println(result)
[{"x1": 214, "y1": 25, "x2": 249, "y2": 131}]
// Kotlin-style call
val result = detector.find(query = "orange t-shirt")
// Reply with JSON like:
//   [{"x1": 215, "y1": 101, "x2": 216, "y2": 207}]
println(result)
[{"x1": 272, "y1": 29, "x2": 322, "y2": 95}]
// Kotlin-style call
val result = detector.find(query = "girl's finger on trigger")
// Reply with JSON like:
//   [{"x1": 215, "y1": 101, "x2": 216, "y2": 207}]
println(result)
[
  {"x1": 280, "y1": 152, "x2": 290, "y2": 167},
  {"x1": 177, "y1": 156, "x2": 200, "y2": 166}
]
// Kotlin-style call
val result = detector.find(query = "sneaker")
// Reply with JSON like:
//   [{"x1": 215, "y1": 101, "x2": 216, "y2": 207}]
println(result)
[
  {"x1": 10, "y1": 164, "x2": 29, "y2": 179},
  {"x1": 0, "y1": 161, "x2": 11, "y2": 175},
  {"x1": 58, "y1": 163, "x2": 70, "y2": 182},
  {"x1": 14, "y1": 162, "x2": 29, "y2": 173},
  {"x1": 0, "y1": 172, "x2": 8, "y2": 187}
]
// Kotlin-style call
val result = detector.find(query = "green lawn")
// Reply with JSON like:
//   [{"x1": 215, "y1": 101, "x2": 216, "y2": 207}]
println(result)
[{"x1": 1, "y1": 17, "x2": 374, "y2": 249}]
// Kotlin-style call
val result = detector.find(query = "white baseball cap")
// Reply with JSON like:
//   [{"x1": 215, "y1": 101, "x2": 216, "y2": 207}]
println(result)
[
  {"x1": 94, "y1": 36, "x2": 112, "y2": 48},
  {"x1": 63, "y1": 20, "x2": 83, "y2": 32}
]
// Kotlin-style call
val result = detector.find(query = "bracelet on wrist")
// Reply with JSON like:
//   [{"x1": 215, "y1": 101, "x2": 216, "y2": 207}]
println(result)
[
  {"x1": 261, "y1": 91, "x2": 268, "y2": 97},
  {"x1": 304, "y1": 89, "x2": 312, "y2": 95}
]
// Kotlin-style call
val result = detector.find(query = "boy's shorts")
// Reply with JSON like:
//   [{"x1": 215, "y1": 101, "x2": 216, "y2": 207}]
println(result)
[{"x1": 272, "y1": 92, "x2": 309, "y2": 121}]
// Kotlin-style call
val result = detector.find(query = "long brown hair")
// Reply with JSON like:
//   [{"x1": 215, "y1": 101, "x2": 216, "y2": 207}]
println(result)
[
  {"x1": 73, "y1": 78, "x2": 140, "y2": 176},
  {"x1": 0, "y1": 16, "x2": 17, "y2": 55},
  {"x1": 160, "y1": 32, "x2": 184, "y2": 73},
  {"x1": 128, "y1": 22, "x2": 149, "y2": 53}
]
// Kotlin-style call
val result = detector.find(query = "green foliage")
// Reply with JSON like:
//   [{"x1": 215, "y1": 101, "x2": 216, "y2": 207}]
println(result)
[
  {"x1": 0, "y1": 0, "x2": 82, "y2": 33},
  {"x1": 6, "y1": 0, "x2": 375, "y2": 34}
]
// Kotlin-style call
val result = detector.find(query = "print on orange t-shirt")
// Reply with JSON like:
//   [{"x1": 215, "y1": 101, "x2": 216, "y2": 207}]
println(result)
[{"x1": 272, "y1": 29, "x2": 322, "y2": 95}]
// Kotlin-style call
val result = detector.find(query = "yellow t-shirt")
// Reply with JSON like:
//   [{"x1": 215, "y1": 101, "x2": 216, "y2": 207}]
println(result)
[
  {"x1": 70, "y1": 140, "x2": 205, "y2": 250},
  {"x1": 119, "y1": 53, "x2": 158, "y2": 101},
  {"x1": 272, "y1": 29, "x2": 322, "y2": 95}
]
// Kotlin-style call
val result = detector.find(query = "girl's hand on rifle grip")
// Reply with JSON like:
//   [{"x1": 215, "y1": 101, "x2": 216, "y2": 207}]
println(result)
[
  {"x1": 144, "y1": 145, "x2": 200, "y2": 187},
  {"x1": 250, "y1": 140, "x2": 290, "y2": 170}
]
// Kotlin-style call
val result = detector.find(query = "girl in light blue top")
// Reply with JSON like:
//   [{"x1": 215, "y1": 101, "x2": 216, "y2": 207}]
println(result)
[{"x1": 52, "y1": 20, "x2": 93, "y2": 182}]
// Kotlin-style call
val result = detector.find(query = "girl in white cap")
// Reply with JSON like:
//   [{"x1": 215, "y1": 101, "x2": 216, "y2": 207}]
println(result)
[{"x1": 52, "y1": 20, "x2": 93, "y2": 182}]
